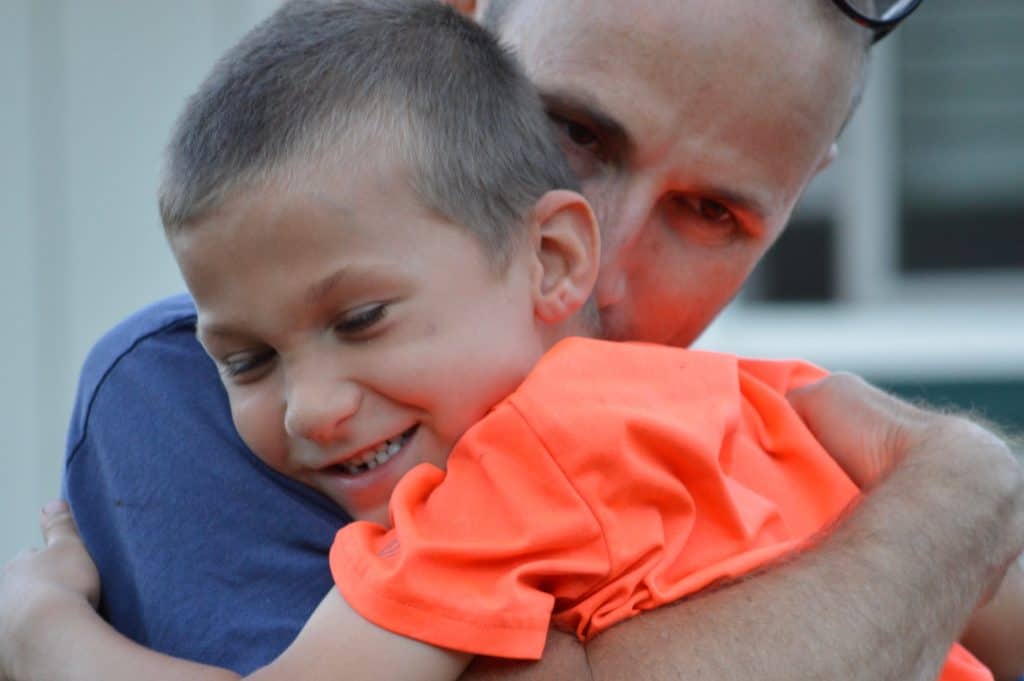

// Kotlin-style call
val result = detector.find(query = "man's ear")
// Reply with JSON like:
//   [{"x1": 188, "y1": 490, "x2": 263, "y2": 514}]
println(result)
[
  {"x1": 441, "y1": 0, "x2": 479, "y2": 18},
  {"x1": 528, "y1": 190, "x2": 601, "y2": 325},
  {"x1": 815, "y1": 142, "x2": 839, "y2": 175}
]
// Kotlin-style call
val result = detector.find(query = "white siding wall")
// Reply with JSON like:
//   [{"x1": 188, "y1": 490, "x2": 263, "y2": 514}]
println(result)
[
  {"x1": 1, "y1": 0, "x2": 280, "y2": 560},
  {"x1": 1, "y1": 1, "x2": 1021, "y2": 561}
]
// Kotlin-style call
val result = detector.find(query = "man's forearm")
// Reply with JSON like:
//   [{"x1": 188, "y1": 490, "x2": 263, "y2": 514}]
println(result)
[
  {"x1": 457, "y1": 415, "x2": 1023, "y2": 681},
  {"x1": 962, "y1": 561, "x2": 1024, "y2": 681},
  {"x1": 580, "y1": 416, "x2": 1024, "y2": 681}
]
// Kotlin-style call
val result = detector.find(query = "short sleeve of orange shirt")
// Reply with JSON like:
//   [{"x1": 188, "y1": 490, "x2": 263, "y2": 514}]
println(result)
[{"x1": 329, "y1": 338, "x2": 990, "y2": 681}]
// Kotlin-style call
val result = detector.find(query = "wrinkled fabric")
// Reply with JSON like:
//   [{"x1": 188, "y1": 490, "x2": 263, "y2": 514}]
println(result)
[{"x1": 332, "y1": 338, "x2": 990, "y2": 681}]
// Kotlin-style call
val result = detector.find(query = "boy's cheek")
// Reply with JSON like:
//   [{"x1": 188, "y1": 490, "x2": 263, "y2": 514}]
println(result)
[{"x1": 228, "y1": 391, "x2": 290, "y2": 469}]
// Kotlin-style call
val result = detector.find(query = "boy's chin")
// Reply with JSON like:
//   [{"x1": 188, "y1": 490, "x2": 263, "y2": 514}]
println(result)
[{"x1": 354, "y1": 507, "x2": 392, "y2": 527}]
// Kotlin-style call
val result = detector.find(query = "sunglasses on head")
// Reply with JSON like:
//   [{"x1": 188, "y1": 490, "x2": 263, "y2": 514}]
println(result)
[{"x1": 831, "y1": 0, "x2": 925, "y2": 42}]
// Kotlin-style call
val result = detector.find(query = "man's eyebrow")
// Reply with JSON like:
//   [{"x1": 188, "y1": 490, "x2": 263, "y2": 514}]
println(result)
[
  {"x1": 539, "y1": 89, "x2": 633, "y2": 156},
  {"x1": 540, "y1": 89, "x2": 771, "y2": 223},
  {"x1": 693, "y1": 184, "x2": 771, "y2": 223}
]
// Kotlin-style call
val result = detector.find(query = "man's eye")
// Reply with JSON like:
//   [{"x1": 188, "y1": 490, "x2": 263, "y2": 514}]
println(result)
[
  {"x1": 549, "y1": 114, "x2": 601, "y2": 151},
  {"x1": 335, "y1": 303, "x2": 387, "y2": 335},
  {"x1": 696, "y1": 198, "x2": 733, "y2": 223},
  {"x1": 221, "y1": 350, "x2": 275, "y2": 378},
  {"x1": 564, "y1": 119, "x2": 599, "y2": 148},
  {"x1": 666, "y1": 194, "x2": 743, "y2": 244},
  {"x1": 676, "y1": 196, "x2": 735, "y2": 225},
  {"x1": 548, "y1": 114, "x2": 610, "y2": 180}
]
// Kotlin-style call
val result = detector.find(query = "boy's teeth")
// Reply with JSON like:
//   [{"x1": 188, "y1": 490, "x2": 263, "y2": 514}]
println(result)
[{"x1": 336, "y1": 429, "x2": 413, "y2": 475}]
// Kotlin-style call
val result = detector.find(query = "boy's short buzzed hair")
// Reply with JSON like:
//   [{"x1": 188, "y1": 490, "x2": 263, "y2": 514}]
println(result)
[{"x1": 159, "y1": 0, "x2": 577, "y2": 262}]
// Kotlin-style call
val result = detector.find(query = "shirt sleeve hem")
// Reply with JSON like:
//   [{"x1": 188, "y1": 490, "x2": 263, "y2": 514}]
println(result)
[{"x1": 332, "y1": 553, "x2": 550, "y2": 660}]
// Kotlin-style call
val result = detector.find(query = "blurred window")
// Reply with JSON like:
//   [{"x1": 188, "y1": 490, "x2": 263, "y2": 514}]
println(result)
[
  {"x1": 899, "y1": 0, "x2": 1024, "y2": 272},
  {"x1": 752, "y1": 0, "x2": 1024, "y2": 302}
]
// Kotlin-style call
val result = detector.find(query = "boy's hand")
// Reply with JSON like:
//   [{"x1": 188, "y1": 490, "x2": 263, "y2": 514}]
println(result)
[{"x1": 0, "y1": 501, "x2": 101, "y2": 679}]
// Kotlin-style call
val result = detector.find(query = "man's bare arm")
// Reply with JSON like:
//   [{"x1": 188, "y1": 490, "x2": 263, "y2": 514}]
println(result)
[
  {"x1": 463, "y1": 376, "x2": 1024, "y2": 681},
  {"x1": 962, "y1": 560, "x2": 1024, "y2": 681}
]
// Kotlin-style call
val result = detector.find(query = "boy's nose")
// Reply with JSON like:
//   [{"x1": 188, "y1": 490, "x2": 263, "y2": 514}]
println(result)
[{"x1": 283, "y1": 376, "x2": 363, "y2": 445}]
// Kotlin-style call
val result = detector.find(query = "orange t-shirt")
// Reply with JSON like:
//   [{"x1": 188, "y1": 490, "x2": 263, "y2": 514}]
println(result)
[{"x1": 330, "y1": 338, "x2": 989, "y2": 680}]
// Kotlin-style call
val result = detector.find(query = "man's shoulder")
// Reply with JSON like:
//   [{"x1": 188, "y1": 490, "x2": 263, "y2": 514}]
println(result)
[
  {"x1": 524, "y1": 338, "x2": 825, "y2": 397},
  {"x1": 516, "y1": 338, "x2": 738, "y2": 398},
  {"x1": 67, "y1": 293, "x2": 209, "y2": 459},
  {"x1": 78, "y1": 292, "x2": 200, "y2": 390}
]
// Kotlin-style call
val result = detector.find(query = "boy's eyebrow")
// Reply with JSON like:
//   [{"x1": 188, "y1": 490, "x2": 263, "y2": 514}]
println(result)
[
  {"x1": 304, "y1": 265, "x2": 362, "y2": 307},
  {"x1": 194, "y1": 322, "x2": 239, "y2": 344},
  {"x1": 195, "y1": 267, "x2": 362, "y2": 343},
  {"x1": 196, "y1": 264, "x2": 401, "y2": 343}
]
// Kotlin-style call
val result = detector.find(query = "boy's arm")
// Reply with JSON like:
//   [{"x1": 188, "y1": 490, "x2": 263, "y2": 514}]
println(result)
[
  {"x1": 461, "y1": 376, "x2": 1024, "y2": 681},
  {"x1": 1, "y1": 505, "x2": 470, "y2": 681},
  {"x1": 461, "y1": 630, "x2": 590, "y2": 681},
  {"x1": 255, "y1": 589, "x2": 471, "y2": 681}
]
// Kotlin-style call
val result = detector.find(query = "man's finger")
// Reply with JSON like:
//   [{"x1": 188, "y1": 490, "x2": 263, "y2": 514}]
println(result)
[
  {"x1": 785, "y1": 373, "x2": 912, "y2": 487},
  {"x1": 39, "y1": 500, "x2": 81, "y2": 547}
]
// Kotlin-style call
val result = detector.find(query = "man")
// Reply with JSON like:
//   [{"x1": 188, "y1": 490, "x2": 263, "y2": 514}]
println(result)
[{"x1": 52, "y1": 0, "x2": 1024, "y2": 679}]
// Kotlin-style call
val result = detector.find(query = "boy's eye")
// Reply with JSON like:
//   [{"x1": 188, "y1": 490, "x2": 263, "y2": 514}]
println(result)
[
  {"x1": 221, "y1": 349, "x2": 276, "y2": 379},
  {"x1": 335, "y1": 303, "x2": 388, "y2": 336}
]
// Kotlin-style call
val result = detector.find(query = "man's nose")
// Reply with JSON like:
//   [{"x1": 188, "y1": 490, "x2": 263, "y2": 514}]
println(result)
[
  {"x1": 283, "y1": 370, "x2": 363, "y2": 445},
  {"x1": 595, "y1": 184, "x2": 653, "y2": 307}
]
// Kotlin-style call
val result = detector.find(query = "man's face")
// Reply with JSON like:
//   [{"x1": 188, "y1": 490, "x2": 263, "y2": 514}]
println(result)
[
  {"x1": 494, "y1": 0, "x2": 862, "y2": 346},
  {"x1": 173, "y1": 159, "x2": 547, "y2": 525}
]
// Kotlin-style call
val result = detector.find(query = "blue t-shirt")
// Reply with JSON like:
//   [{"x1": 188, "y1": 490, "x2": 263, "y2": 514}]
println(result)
[{"x1": 63, "y1": 294, "x2": 351, "y2": 674}]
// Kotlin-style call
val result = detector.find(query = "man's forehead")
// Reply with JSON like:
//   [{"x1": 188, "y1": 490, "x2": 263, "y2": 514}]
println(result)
[
  {"x1": 501, "y1": 0, "x2": 855, "y2": 80},
  {"x1": 511, "y1": 3, "x2": 841, "y2": 136},
  {"x1": 500, "y1": 0, "x2": 859, "y2": 218}
]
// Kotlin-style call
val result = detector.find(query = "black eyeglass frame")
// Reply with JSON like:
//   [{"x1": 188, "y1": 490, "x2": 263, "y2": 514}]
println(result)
[{"x1": 830, "y1": 0, "x2": 925, "y2": 42}]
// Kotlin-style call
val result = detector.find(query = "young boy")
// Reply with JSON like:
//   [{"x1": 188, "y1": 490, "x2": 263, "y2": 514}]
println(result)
[{"x1": 3, "y1": 1, "x2": 988, "y2": 680}]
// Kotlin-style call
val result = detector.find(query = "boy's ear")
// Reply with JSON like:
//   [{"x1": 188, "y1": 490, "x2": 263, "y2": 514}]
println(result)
[
  {"x1": 528, "y1": 190, "x2": 601, "y2": 325},
  {"x1": 441, "y1": 0, "x2": 479, "y2": 18}
]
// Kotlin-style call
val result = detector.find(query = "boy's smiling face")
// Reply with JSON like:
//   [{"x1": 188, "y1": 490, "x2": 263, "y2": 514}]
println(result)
[{"x1": 171, "y1": 160, "x2": 553, "y2": 525}]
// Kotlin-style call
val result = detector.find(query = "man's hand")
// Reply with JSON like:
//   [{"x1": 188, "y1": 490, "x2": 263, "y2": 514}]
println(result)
[
  {"x1": 786, "y1": 372, "x2": 942, "y2": 488},
  {"x1": 962, "y1": 560, "x2": 1024, "y2": 681},
  {"x1": 789, "y1": 372, "x2": 1023, "y2": 554},
  {"x1": 0, "y1": 501, "x2": 101, "y2": 680},
  {"x1": 788, "y1": 372, "x2": 1024, "y2": 676},
  {"x1": 10, "y1": 501, "x2": 100, "y2": 607}
]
